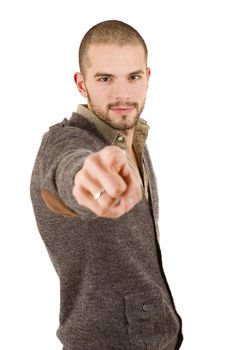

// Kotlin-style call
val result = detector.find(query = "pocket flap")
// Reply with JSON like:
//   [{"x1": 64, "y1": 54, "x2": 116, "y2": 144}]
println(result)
[{"x1": 124, "y1": 287, "x2": 165, "y2": 324}]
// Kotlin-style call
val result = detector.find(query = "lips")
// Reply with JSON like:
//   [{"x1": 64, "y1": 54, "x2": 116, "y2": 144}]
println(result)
[{"x1": 110, "y1": 106, "x2": 135, "y2": 114}]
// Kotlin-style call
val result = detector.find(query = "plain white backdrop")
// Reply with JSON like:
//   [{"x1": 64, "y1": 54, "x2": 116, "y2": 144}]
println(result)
[{"x1": 0, "y1": 0, "x2": 233, "y2": 349}]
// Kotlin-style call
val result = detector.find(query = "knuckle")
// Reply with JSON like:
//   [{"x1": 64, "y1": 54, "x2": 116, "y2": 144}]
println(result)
[
  {"x1": 103, "y1": 196, "x2": 114, "y2": 208},
  {"x1": 72, "y1": 184, "x2": 85, "y2": 206},
  {"x1": 75, "y1": 170, "x2": 84, "y2": 184},
  {"x1": 107, "y1": 183, "x2": 125, "y2": 198},
  {"x1": 112, "y1": 186, "x2": 124, "y2": 198},
  {"x1": 102, "y1": 146, "x2": 115, "y2": 160},
  {"x1": 74, "y1": 170, "x2": 81, "y2": 184},
  {"x1": 103, "y1": 145, "x2": 124, "y2": 162},
  {"x1": 73, "y1": 189, "x2": 82, "y2": 205},
  {"x1": 72, "y1": 183, "x2": 79, "y2": 197},
  {"x1": 84, "y1": 154, "x2": 96, "y2": 168},
  {"x1": 95, "y1": 207, "x2": 108, "y2": 218},
  {"x1": 94, "y1": 200, "x2": 120, "y2": 218}
]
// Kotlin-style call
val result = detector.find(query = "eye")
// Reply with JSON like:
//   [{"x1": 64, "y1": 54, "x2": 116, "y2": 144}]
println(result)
[
  {"x1": 98, "y1": 76, "x2": 111, "y2": 82},
  {"x1": 129, "y1": 74, "x2": 141, "y2": 81}
]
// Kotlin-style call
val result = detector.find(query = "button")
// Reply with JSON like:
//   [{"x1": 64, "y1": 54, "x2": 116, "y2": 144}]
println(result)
[
  {"x1": 142, "y1": 304, "x2": 151, "y2": 312},
  {"x1": 117, "y1": 135, "x2": 124, "y2": 142}
]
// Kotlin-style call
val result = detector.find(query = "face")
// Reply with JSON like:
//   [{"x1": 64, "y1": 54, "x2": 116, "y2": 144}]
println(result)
[{"x1": 75, "y1": 44, "x2": 150, "y2": 131}]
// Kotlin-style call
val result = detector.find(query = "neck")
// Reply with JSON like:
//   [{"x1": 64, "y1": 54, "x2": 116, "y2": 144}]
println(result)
[
  {"x1": 121, "y1": 128, "x2": 135, "y2": 154},
  {"x1": 121, "y1": 128, "x2": 140, "y2": 171}
]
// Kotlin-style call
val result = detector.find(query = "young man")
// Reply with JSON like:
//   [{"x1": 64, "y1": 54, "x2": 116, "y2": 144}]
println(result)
[{"x1": 30, "y1": 20, "x2": 183, "y2": 350}]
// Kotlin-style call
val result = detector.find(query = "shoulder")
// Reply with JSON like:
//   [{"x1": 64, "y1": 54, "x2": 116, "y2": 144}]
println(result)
[
  {"x1": 46, "y1": 112, "x2": 106, "y2": 144},
  {"x1": 36, "y1": 113, "x2": 108, "y2": 161}
]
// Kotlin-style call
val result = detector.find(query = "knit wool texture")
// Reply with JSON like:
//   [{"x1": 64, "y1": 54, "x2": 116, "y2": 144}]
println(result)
[{"x1": 30, "y1": 111, "x2": 183, "y2": 350}]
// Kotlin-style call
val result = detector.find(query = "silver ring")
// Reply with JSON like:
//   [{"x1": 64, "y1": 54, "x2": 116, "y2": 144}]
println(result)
[{"x1": 94, "y1": 189, "x2": 105, "y2": 200}]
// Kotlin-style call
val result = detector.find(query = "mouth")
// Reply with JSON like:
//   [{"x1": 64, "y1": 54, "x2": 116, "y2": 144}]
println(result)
[{"x1": 109, "y1": 106, "x2": 135, "y2": 115}]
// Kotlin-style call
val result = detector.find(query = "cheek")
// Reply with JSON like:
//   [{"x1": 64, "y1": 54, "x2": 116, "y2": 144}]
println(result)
[
  {"x1": 132, "y1": 84, "x2": 148, "y2": 100},
  {"x1": 97, "y1": 89, "x2": 113, "y2": 104},
  {"x1": 92, "y1": 85, "x2": 111, "y2": 99}
]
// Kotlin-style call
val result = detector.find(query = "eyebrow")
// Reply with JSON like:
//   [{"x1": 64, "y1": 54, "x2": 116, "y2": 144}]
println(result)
[{"x1": 94, "y1": 69, "x2": 145, "y2": 78}]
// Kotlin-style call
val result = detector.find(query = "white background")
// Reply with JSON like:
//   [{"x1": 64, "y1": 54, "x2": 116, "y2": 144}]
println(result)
[{"x1": 0, "y1": 0, "x2": 233, "y2": 349}]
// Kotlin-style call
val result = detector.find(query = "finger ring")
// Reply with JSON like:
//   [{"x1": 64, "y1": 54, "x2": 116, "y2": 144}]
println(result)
[{"x1": 94, "y1": 189, "x2": 105, "y2": 200}]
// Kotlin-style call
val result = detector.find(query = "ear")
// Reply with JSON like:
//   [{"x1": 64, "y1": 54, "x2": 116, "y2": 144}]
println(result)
[
  {"x1": 146, "y1": 67, "x2": 151, "y2": 78},
  {"x1": 74, "y1": 72, "x2": 88, "y2": 98}
]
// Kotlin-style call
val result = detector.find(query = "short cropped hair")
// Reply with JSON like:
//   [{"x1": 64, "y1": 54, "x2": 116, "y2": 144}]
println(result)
[{"x1": 79, "y1": 20, "x2": 148, "y2": 75}]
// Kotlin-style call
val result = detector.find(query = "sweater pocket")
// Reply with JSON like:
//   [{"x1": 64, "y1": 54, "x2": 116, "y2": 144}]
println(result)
[{"x1": 124, "y1": 287, "x2": 180, "y2": 350}]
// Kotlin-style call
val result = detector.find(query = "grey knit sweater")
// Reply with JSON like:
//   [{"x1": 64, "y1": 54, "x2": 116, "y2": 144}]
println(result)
[{"x1": 30, "y1": 107, "x2": 183, "y2": 350}]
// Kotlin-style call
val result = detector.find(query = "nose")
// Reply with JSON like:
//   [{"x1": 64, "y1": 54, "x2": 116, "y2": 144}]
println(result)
[{"x1": 112, "y1": 78, "x2": 130, "y2": 101}]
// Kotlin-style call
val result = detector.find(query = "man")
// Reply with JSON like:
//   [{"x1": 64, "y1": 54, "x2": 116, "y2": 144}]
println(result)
[{"x1": 30, "y1": 20, "x2": 183, "y2": 350}]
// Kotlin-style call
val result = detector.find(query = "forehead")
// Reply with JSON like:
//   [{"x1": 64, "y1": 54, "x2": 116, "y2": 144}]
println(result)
[{"x1": 85, "y1": 44, "x2": 147, "y2": 74}]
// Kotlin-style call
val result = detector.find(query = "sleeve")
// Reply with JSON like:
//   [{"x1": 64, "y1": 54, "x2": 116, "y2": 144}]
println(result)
[{"x1": 38, "y1": 124, "x2": 102, "y2": 220}]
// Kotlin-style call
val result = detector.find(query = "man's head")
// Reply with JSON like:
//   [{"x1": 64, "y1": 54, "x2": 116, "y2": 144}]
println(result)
[
  {"x1": 74, "y1": 20, "x2": 150, "y2": 131},
  {"x1": 79, "y1": 20, "x2": 148, "y2": 76}
]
